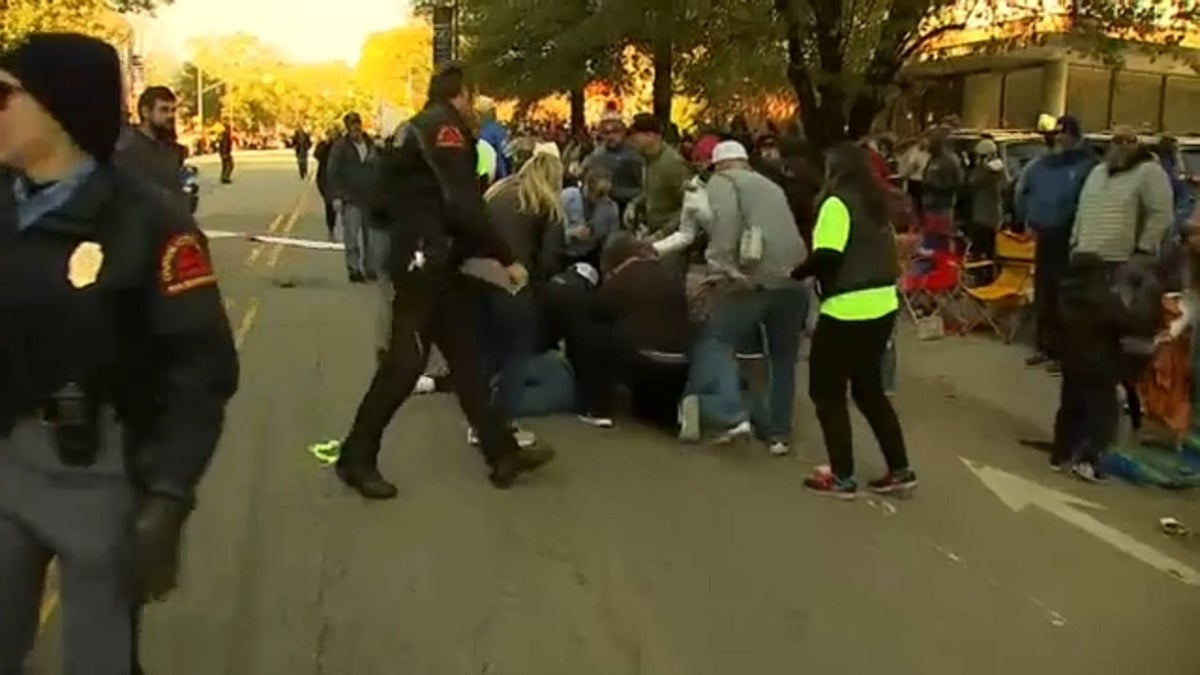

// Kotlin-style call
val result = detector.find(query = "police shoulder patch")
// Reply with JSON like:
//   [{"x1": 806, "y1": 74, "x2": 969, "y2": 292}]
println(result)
[
  {"x1": 435, "y1": 124, "x2": 465, "y2": 149},
  {"x1": 160, "y1": 232, "x2": 217, "y2": 296}
]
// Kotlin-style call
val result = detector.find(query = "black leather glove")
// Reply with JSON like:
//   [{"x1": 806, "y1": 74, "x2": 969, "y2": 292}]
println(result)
[{"x1": 134, "y1": 495, "x2": 192, "y2": 602}]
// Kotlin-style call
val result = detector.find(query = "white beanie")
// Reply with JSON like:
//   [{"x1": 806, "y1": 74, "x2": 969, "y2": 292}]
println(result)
[{"x1": 712, "y1": 140, "x2": 748, "y2": 163}]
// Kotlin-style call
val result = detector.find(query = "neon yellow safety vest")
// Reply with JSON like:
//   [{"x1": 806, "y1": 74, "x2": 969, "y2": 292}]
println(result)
[{"x1": 477, "y1": 139, "x2": 497, "y2": 182}]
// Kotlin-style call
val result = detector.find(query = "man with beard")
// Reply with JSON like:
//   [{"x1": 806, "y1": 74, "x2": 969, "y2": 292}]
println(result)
[{"x1": 114, "y1": 86, "x2": 188, "y2": 210}]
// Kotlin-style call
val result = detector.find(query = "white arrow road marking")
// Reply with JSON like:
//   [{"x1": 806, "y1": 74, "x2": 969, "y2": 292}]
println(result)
[{"x1": 961, "y1": 458, "x2": 1200, "y2": 586}]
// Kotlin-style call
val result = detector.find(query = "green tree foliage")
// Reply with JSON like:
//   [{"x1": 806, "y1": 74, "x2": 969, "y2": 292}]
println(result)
[
  {"x1": 436, "y1": 0, "x2": 1200, "y2": 140},
  {"x1": 354, "y1": 24, "x2": 435, "y2": 117},
  {"x1": 416, "y1": 0, "x2": 627, "y2": 127},
  {"x1": 0, "y1": 0, "x2": 168, "y2": 51},
  {"x1": 175, "y1": 33, "x2": 371, "y2": 133}
]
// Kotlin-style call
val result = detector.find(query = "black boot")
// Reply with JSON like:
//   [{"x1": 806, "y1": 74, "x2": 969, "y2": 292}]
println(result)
[
  {"x1": 335, "y1": 456, "x2": 398, "y2": 500},
  {"x1": 487, "y1": 444, "x2": 556, "y2": 489}
]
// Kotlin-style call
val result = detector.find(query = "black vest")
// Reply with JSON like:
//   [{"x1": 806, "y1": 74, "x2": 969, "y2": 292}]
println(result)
[{"x1": 823, "y1": 191, "x2": 899, "y2": 298}]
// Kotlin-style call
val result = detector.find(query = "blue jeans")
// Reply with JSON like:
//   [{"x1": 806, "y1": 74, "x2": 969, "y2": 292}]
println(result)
[
  {"x1": 687, "y1": 285, "x2": 809, "y2": 441},
  {"x1": 341, "y1": 203, "x2": 366, "y2": 275},
  {"x1": 365, "y1": 226, "x2": 390, "y2": 280},
  {"x1": 477, "y1": 287, "x2": 537, "y2": 419},
  {"x1": 511, "y1": 353, "x2": 576, "y2": 417}
]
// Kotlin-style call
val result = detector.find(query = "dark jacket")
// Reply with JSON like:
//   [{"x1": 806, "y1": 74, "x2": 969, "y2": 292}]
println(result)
[
  {"x1": 592, "y1": 257, "x2": 692, "y2": 354},
  {"x1": 314, "y1": 138, "x2": 334, "y2": 196},
  {"x1": 373, "y1": 101, "x2": 515, "y2": 274},
  {"x1": 759, "y1": 159, "x2": 822, "y2": 252},
  {"x1": 536, "y1": 266, "x2": 598, "y2": 351},
  {"x1": 1058, "y1": 254, "x2": 1137, "y2": 381},
  {"x1": 484, "y1": 185, "x2": 563, "y2": 283},
  {"x1": 583, "y1": 143, "x2": 643, "y2": 206},
  {"x1": 0, "y1": 164, "x2": 239, "y2": 498},
  {"x1": 327, "y1": 134, "x2": 378, "y2": 207},
  {"x1": 112, "y1": 126, "x2": 186, "y2": 212}
]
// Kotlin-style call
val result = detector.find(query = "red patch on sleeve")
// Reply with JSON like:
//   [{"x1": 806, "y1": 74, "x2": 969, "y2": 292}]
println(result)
[
  {"x1": 435, "y1": 124, "x2": 465, "y2": 148},
  {"x1": 159, "y1": 233, "x2": 218, "y2": 296}
]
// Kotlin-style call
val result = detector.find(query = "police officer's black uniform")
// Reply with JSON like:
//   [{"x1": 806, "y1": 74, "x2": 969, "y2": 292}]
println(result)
[
  {"x1": 0, "y1": 33, "x2": 239, "y2": 675},
  {"x1": 336, "y1": 71, "x2": 554, "y2": 499}
]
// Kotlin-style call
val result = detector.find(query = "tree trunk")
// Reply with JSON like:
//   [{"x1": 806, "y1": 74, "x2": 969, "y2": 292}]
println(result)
[
  {"x1": 846, "y1": 93, "x2": 884, "y2": 140},
  {"x1": 650, "y1": 0, "x2": 673, "y2": 125},
  {"x1": 569, "y1": 86, "x2": 586, "y2": 133}
]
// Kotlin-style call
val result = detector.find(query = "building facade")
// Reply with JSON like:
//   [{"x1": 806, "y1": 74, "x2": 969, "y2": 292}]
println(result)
[{"x1": 890, "y1": 2, "x2": 1200, "y2": 134}]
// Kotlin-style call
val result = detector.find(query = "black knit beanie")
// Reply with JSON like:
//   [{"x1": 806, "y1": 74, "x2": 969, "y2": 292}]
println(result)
[{"x1": 0, "y1": 33, "x2": 123, "y2": 162}]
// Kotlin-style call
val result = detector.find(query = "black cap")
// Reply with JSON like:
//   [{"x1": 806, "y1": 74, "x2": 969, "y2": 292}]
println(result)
[
  {"x1": 1055, "y1": 115, "x2": 1081, "y2": 139},
  {"x1": 0, "y1": 33, "x2": 122, "y2": 162},
  {"x1": 629, "y1": 113, "x2": 662, "y2": 135}
]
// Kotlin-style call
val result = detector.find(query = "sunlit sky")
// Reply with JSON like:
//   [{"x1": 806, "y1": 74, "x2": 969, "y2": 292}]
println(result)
[{"x1": 143, "y1": 0, "x2": 412, "y2": 65}]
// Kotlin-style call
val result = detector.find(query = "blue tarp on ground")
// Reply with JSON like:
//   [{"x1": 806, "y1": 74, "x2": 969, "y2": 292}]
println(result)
[{"x1": 1102, "y1": 441, "x2": 1200, "y2": 489}]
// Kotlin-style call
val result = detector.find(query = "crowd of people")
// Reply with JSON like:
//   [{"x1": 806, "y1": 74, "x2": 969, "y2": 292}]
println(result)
[
  {"x1": 310, "y1": 85, "x2": 918, "y2": 501},
  {"x1": 308, "y1": 86, "x2": 1198, "y2": 495}
]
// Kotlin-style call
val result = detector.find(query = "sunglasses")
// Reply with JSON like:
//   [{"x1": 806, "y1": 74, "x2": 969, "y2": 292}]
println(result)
[{"x1": 0, "y1": 81, "x2": 22, "y2": 109}]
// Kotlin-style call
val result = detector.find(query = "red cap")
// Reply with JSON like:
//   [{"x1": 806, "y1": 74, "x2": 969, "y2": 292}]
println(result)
[{"x1": 691, "y1": 134, "x2": 720, "y2": 165}]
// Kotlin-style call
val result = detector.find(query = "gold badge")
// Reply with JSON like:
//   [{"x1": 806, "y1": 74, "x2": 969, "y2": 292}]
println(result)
[{"x1": 67, "y1": 242, "x2": 104, "y2": 289}]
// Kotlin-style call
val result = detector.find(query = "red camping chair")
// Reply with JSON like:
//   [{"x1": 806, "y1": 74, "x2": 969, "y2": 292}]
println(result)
[{"x1": 900, "y1": 247, "x2": 966, "y2": 331}]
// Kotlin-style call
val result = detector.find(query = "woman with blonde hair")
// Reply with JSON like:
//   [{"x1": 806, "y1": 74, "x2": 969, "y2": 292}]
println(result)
[{"x1": 459, "y1": 149, "x2": 567, "y2": 447}]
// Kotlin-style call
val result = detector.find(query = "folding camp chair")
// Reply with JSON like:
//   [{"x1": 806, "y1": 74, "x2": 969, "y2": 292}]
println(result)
[
  {"x1": 900, "y1": 247, "x2": 968, "y2": 334},
  {"x1": 960, "y1": 229, "x2": 1035, "y2": 342}
]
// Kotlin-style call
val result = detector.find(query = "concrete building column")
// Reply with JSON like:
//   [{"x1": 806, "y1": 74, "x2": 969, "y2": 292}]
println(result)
[
  {"x1": 1041, "y1": 57, "x2": 1069, "y2": 117},
  {"x1": 962, "y1": 72, "x2": 1003, "y2": 128}
]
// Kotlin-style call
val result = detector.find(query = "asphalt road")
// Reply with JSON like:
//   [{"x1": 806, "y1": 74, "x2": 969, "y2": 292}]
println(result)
[{"x1": 30, "y1": 152, "x2": 1200, "y2": 674}]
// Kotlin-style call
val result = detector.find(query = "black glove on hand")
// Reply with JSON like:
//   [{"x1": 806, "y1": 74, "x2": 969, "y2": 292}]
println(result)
[{"x1": 134, "y1": 495, "x2": 192, "y2": 602}]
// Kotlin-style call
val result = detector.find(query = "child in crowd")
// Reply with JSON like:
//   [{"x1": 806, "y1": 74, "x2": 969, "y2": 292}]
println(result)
[
  {"x1": 560, "y1": 166, "x2": 620, "y2": 268},
  {"x1": 1052, "y1": 254, "x2": 1142, "y2": 481}
]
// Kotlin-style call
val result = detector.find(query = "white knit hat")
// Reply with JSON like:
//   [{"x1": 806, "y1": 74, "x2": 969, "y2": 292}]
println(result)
[{"x1": 712, "y1": 140, "x2": 748, "y2": 163}]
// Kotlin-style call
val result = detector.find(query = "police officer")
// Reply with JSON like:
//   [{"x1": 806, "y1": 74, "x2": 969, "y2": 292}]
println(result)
[
  {"x1": 336, "y1": 63, "x2": 554, "y2": 500},
  {"x1": 0, "y1": 33, "x2": 239, "y2": 674}
]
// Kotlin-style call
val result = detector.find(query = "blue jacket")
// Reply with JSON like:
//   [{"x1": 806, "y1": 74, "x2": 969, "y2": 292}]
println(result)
[
  {"x1": 559, "y1": 186, "x2": 619, "y2": 258},
  {"x1": 1014, "y1": 145, "x2": 1097, "y2": 231},
  {"x1": 479, "y1": 120, "x2": 510, "y2": 179}
]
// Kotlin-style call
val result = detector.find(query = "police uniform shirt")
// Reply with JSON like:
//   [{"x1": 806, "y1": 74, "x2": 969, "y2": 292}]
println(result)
[{"x1": 0, "y1": 163, "x2": 239, "y2": 497}]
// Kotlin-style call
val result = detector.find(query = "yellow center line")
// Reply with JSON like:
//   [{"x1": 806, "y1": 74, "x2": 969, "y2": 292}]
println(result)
[
  {"x1": 265, "y1": 197, "x2": 306, "y2": 269},
  {"x1": 242, "y1": 213, "x2": 284, "y2": 268},
  {"x1": 233, "y1": 298, "x2": 261, "y2": 350}
]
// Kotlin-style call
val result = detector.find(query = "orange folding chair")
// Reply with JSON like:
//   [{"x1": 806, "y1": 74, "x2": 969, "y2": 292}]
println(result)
[{"x1": 960, "y1": 230, "x2": 1035, "y2": 342}]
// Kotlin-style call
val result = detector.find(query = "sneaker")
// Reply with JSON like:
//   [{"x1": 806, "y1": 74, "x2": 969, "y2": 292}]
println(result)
[
  {"x1": 867, "y1": 469, "x2": 918, "y2": 494},
  {"x1": 803, "y1": 471, "x2": 857, "y2": 499},
  {"x1": 768, "y1": 442, "x2": 790, "y2": 457},
  {"x1": 711, "y1": 420, "x2": 753, "y2": 444},
  {"x1": 467, "y1": 425, "x2": 537, "y2": 449},
  {"x1": 677, "y1": 395, "x2": 700, "y2": 443},
  {"x1": 1071, "y1": 461, "x2": 1110, "y2": 484},
  {"x1": 578, "y1": 414, "x2": 615, "y2": 429},
  {"x1": 512, "y1": 425, "x2": 538, "y2": 449},
  {"x1": 413, "y1": 375, "x2": 437, "y2": 394},
  {"x1": 1049, "y1": 458, "x2": 1070, "y2": 473}
]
